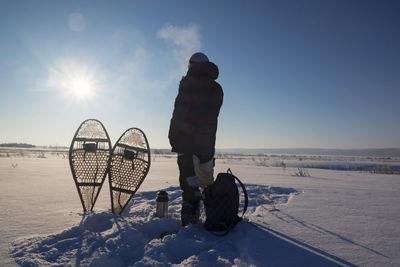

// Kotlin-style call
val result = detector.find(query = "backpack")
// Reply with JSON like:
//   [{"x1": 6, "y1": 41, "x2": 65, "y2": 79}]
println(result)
[{"x1": 203, "y1": 168, "x2": 248, "y2": 235}]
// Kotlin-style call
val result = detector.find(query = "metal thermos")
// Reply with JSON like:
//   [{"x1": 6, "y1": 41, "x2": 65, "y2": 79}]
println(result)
[{"x1": 156, "y1": 190, "x2": 168, "y2": 218}]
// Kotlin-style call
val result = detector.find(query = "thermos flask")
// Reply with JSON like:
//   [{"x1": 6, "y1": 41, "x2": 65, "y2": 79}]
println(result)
[{"x1": 156, "y1": 190, "x2": 168, "y2": 217}]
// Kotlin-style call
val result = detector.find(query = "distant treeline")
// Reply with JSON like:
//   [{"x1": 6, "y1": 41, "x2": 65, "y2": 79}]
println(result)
[
  {"x1": 215, "y1": 148, "x2": 400, "y2": 158},
  {"x1": 0, "y1": 143, "x2": 36, "y2": 148},
  {"x1": 151, "y1": 148, "x2": 400, "y2": 157}
]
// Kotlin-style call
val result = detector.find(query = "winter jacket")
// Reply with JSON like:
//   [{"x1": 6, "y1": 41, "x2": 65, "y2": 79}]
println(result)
[{"x1": 169, "y1": 61, "x2": 223, "y2": 157}]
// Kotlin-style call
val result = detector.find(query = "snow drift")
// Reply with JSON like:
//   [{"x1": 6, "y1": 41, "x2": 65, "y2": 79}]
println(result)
[{"x1": 9, "y1": 186, "x2": 348, "y2": 266}]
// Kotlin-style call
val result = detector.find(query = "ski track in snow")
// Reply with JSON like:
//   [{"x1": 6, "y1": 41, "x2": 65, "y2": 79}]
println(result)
[{"x1": 10, "y1": 185, "x2": 303, "y2": 266}]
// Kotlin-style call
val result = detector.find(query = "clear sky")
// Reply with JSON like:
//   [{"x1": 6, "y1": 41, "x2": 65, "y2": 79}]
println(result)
[{"x1": 0, "y1": 0, "x2": 399, "y2": 149}]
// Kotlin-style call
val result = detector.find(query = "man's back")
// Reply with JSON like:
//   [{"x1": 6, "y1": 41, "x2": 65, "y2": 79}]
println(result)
[{"x1": 169, "y1": 61, "x2": 223, "y2": 156}]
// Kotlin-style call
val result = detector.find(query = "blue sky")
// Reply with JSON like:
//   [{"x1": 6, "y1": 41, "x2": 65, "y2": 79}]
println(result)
[{"x1": 0, "y1": 0, "x2": 399, "y2": 149}]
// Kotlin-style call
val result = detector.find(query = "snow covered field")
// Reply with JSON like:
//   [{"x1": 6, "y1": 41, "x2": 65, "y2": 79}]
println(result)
[{"x1": 1, "y1": 150, "x2": 400, "y2": 266}]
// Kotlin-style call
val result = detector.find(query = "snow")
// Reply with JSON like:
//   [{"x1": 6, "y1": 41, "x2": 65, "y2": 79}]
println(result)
[{"x1": 1, "y1": 151, "x2": 400, "y2": 266}]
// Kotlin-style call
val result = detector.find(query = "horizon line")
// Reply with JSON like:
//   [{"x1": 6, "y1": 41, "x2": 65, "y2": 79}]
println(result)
[{"x1": 1, "y1": 143, "x2": 399, "y2": 151}]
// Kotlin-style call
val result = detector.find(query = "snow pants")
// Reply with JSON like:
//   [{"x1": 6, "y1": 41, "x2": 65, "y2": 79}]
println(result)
[{"x1": 177, "y1": 153, "x2": 215, "y2": 202}]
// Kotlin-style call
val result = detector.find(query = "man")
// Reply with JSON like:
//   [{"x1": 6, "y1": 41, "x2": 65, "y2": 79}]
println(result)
[{"x1": 168, "y1": 52, "x2": 224, "y2": 226}]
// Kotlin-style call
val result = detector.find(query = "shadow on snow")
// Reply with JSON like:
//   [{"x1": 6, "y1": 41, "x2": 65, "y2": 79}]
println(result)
[{"x1": 10, "y1": 186, "x2": 356, "y2": 266}]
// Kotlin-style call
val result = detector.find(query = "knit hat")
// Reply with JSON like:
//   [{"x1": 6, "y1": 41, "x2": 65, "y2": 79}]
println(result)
[{"x1": 189, "y1": 52, "x2": 209, "y2": 63}]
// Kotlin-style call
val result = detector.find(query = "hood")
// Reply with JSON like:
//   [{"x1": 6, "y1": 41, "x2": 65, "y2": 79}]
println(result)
[{"x1": 187, "y1": 61, "x2": 219, "y2": 80}]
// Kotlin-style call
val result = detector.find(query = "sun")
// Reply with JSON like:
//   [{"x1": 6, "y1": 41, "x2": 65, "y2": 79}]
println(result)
[
  {"x1": 47, "y1": 59, "x2": 99, "y2": 102},
  {"x1": 71, "y1": 76, "x2": 93, "y2": 99}
]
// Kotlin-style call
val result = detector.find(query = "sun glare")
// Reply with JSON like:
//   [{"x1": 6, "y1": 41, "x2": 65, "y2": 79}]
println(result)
[
  {"x1": 71, "y1": 77, "x2": 93, "y2": 99},
  {"x1": 48, "y1": 59, "x2": 99, "y2": 102}
]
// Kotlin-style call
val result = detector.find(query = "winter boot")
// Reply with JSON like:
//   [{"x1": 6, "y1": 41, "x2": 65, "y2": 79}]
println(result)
[{"x1": 181, "y1": 200, "x2": 200, "y2": 226}]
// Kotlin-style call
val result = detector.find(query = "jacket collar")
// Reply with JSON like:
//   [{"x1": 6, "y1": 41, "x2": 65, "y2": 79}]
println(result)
[{"x1": 187, "y1": 62, "x2": 219, "y2": 80}]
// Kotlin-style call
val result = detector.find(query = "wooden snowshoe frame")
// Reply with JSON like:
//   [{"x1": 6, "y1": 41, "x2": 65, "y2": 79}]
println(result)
[
  {"x1": 108, "y1": 127, "x2": 151, "y2": 215},
  {"x1": 69, "y1": 119, "x2": 112, "y2": 212}
]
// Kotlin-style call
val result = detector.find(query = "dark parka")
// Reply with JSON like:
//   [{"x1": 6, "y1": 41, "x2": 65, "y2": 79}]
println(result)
[{"x1": 169, "y1": 61, "x2": 223, "y2": 157}]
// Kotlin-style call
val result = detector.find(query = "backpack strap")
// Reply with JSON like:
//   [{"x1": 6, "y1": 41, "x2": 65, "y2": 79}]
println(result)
[{"x1": 227, "y1": 168, "x2": 248, "y2": 218}]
